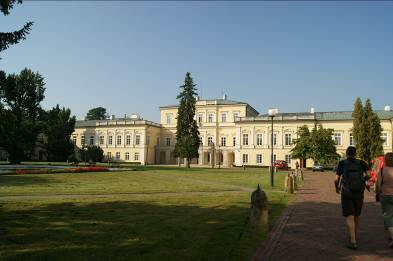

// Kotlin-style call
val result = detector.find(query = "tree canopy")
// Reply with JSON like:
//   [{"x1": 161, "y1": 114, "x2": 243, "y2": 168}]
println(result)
[
  {"x1": 86, "y1": 107, "x2": 108, "y2": 120},
  {"x1": 43, "y1": 104, "x2": 76, "y2": 162},
  {"x1": 174, "y1": 72, "x2": 200, "y2": 168},
  {"x1": 291, "y1": 124, "x2": 339, "y2": 164},
  {"x1": 0, "y1": 0, "x2": 33, "y2": 57},
  {"x1": 0, "y1": 68, "x2": 45, "y2": 163},
  {"x1": 290, "y1": 125, "x2": 311, "y2": 160},
  {"x1": 352, "y1": 98, "x2": 383, "y2": 163}
]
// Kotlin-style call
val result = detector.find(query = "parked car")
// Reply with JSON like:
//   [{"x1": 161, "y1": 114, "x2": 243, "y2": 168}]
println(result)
[
  {"x1": 274, "y1": 160, "x2": 289, "y2": 170},
  {"x1": 312, "y1": 163, "x2": 324, "y2": 172}
]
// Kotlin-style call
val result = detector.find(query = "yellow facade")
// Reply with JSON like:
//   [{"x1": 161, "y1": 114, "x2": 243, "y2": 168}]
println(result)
[
  {"x1": 73, "y1": 118, "x2": 161, "y2": 165},
  {"x1": 73, "y1": 97, "x2": 393, "y2": 168}
]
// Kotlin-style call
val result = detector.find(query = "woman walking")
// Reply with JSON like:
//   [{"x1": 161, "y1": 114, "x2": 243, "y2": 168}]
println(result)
[{"x1": 376, "y1": 152, "x2": 393, "y2": 248}]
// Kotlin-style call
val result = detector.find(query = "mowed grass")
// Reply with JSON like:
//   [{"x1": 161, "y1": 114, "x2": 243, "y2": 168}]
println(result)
[{"x1": 0, "y1": 166, "x2": 293, "y2": 261}]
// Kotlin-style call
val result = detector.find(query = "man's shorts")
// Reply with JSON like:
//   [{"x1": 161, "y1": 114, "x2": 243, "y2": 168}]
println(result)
[{"x1": 341, "y1": 189, "x2": 364, "y2": 217}]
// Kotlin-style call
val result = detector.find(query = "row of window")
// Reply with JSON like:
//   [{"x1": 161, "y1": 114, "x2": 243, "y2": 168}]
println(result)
[
  {"x1": 203, "y1": 132, "x2": 388, "y2": 147},
  {"x1": 166, "y1": 112, "x2": 241, "y2": 125},
  {"x1": 197, "y1": 112, "x2": 240, "y2": 124},
  {"x1": 335, "y1": 133, "x2": 388, "y2": 146},
  {"x1": 107, "y1": 152, "x2": 140, "y2": 161},
  {"x1": 201, "y1": 133, "x2": 292, "y2": 147},
  {"x1": 75, "y1": 134, "x2": 144, "y2": 146},
  {"x1": 241, "y1": 154, "x2": 292, "y2": 164}
]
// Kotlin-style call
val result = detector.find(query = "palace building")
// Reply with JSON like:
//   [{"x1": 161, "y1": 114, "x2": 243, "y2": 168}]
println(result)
[{"x1": 72, "y1": 96, "x2": 393, "y2": 168}]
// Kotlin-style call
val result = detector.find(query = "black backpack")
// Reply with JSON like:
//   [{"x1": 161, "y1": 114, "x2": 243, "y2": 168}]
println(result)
[{"x1": 342, "y1": 159, "x2": 365, "y2": 191}]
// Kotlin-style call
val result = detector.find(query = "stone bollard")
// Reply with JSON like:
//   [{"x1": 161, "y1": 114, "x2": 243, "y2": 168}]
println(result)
[
  {"x1": 285, "y1": 173, "x2": 294, "y2": 194},
  {"x1": 291, "y1": 172, "x2": 298, "y2": 191},
  {"x1": 250, "y1": 184, "x2": 269, "y2": 232}
]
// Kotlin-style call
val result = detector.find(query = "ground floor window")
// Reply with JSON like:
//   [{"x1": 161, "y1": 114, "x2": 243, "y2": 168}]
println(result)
[
  {"x1": 285, "y1": 154, "x2": 291, "y2": 164},
  {"x1": 134, "y1": 152, "x2": 140, "y2": 161},
  {"x1": 125, "y1": 152, "x2": 129, "y2": 160},
  {"x1": 256, "y1": 154, "x2": 262, "y2": 164},
  {"x1": 107, "y1": 152, "x2": 112, "y2": 160},
  {"x1": 116, "y1": 152, "x2": 120, "y2": 160},
  {"x1": 242, "y1": 154, "x2": 248, "y2": 164}
]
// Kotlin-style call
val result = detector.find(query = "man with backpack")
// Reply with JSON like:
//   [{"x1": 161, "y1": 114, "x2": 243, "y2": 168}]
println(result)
[{"x1": 334, "y1": 146, "x2": 369, "y2": 250}]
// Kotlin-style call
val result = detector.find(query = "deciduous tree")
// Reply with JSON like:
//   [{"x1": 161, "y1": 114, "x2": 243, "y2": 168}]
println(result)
[
  {"x1": 0, "y1": 68, "x2": 45, "y2": 163},
  {"x1": 310, "y1": 125, "x2": 339, "y2": 164},
  {"x1": 291, "y1": 125, "x2": 338, "y2": 165},
  {"x1": 86, "y1": 107, "x2": 108, "y2": 120},
  {"x1": 43, "y1": 105, "x2": 76, "y2": 162}
]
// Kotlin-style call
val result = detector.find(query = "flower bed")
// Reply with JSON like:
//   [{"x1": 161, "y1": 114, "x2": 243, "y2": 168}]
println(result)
[{"x1": 13, "y1": 166, "x2": 110, "y2": 174}]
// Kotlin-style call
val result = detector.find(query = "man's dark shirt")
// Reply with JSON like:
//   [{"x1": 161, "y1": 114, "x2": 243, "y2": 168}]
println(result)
[{"x1": 336, "y1": 158, "x2": 368, "y2": 177}]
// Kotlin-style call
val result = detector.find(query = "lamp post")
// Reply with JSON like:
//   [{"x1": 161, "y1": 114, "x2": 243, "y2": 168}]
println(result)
[{"x1": 268, "y1": 108, "x2": 279, "y2": 187}]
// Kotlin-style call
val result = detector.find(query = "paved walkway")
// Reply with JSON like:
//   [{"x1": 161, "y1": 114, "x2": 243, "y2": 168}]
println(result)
[{"x1": 253, "y1": 172, "x2": 393, "y2": 261}]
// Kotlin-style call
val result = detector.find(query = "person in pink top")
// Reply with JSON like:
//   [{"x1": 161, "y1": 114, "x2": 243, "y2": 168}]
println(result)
[{"x1": 376, "y1": 152, "x2": 393, "y2": 248}]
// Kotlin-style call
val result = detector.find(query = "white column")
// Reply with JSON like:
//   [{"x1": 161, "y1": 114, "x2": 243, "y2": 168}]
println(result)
[
  {"x1": 199, "y1": 150, "x2": 204, "y2": 165},
  {"x1": 223, "y1": 150, "x2": 229, "y2": 167},
  {"x1": 131, "y1": 130, "x2": 135, "y2": 148},
  {"x1": 140, "y1": 147, "x2": 145, "y2": 165},
  {"x1": 235, "y1": 127, "x2": 242, "y2": 166},
  {"x1": 250, "y1": 126, "x2": 255, "y2": 147}
]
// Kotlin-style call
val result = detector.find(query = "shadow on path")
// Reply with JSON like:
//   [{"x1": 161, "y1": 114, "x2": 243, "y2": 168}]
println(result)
[{"x1": 254, "y1": 172, "x2": 393, "y2": 261}]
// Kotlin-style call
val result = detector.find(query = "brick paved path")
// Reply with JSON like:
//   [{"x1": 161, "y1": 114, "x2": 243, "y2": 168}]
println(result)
[{"x1": 253, "y1": 172, "x2": 393, "y2": 261}]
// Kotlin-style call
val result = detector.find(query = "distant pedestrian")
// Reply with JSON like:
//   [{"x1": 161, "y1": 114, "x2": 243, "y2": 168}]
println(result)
[
  {"x1": 334, "y1": 146, "x2": 369, "y2": 250},
  {"x1": 295, "y1": 161, "x2": 300, "y2": 170},
  {"x1": 376, "y1": 152, "x2": 393, "y2": 248}
]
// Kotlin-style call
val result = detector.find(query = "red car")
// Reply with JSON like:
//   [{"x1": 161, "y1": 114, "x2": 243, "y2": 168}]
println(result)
[
  {"x1": 274, "y1": 160, "x2": 289, "y2": 170},
  {"x1": 369, "y1": 156, "x2": 384, "y2": 187}
]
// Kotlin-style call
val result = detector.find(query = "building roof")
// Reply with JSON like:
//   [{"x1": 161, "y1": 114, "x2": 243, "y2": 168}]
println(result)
[
  {"x1": 160, "y1": 98, "x2": 260, "y2": 115},
  {"x1": 160, "y1": 99, "x2": 248, "y2": 108},
  {"x1": 238, "y1": 110, "x2": 393, "y2": 123},
  {"x1": 315, "y1": 110, "x2": 393, "y2": 121},
  {"x1": 75, "y1": 118, "x2": 161, "y2": 128}
]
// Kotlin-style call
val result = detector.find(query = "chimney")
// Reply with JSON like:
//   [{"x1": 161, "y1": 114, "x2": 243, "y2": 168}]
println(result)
[
  {"x1": 385, "y1": 105, "x2": 391, "y2": 111},
  {"x1": 111, "y1": 115, "x2": 115, "y2": 120},
  {"x1": 310, "y1": 107, "x2": 315, "y2": 114},
  {"x1": 223, "y1": 94, "x2": 227, "y2": 100},
  {"x1": 195, "y1": 95, "x2": 200, "y2": 101}
]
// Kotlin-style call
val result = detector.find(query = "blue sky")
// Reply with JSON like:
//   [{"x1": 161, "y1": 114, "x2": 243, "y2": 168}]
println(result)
[{"x1": 1, "y1": 1, "x2": 393, "y2": 122}]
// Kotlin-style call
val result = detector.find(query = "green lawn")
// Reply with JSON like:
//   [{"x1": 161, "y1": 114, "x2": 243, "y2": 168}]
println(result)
[{"x1": 0, "y1": 166, "x2": 293, "y2": 261}]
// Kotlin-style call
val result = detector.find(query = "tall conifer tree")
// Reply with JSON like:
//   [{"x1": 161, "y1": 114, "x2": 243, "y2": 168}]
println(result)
[
  {"x1": 352, "y1": 98, "x2": 384, "y2": 163},
  {"x1": 174, "y1": 72, "x2": 200, "y2": 168},
  {"x1": 352, "y1": 98, "x2": 363, "y2": 154}
]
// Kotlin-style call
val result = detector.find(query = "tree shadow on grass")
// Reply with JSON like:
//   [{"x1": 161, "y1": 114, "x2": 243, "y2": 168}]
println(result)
[
  {"x1": 135, "y1": 165, "x2": 211, "y2": 172},
  {"x1": 0, "y1": 200, "x2": 288, "y2": 261},
  {"x1": 0, "y1": 175, "x2": 57, "y2": 187}
]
